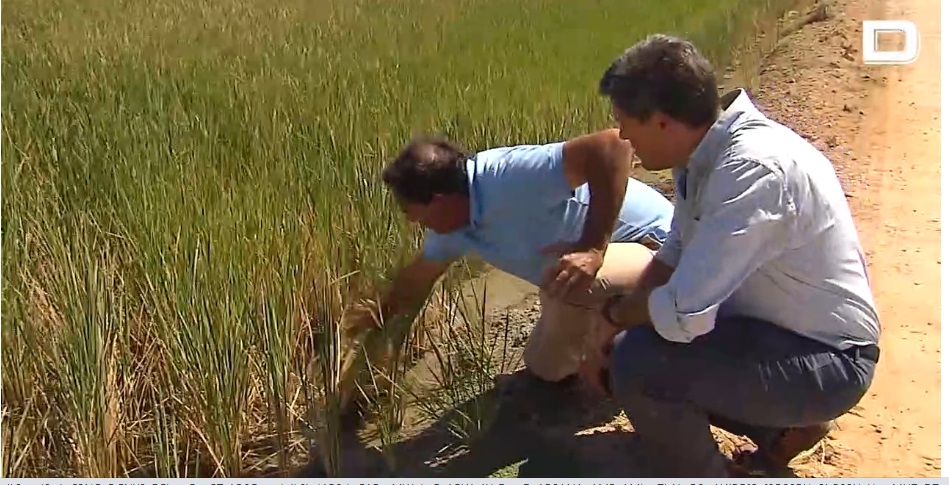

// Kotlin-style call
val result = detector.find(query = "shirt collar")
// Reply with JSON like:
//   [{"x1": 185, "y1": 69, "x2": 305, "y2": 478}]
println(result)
[{"x1": 687, "y1": 88, "x2": 762, "y2": 172}]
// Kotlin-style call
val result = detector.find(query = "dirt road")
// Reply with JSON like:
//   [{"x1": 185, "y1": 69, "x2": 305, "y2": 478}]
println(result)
[
  {"x1": 745, "y1": 0, "x2": 941, "y2": 477},
  {"x1": 836, "y1": 0, "x2": 943, "y2": 475}
]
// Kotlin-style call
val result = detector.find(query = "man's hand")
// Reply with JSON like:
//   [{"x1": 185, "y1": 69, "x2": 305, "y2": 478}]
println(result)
[
  {"x1": 336, "y1": 255, "x2": 450, "y2": 412},
  {"x1": 540, "y1": 242, "x2": 606, "y2": 299},
  {"x1": 341, "y1": 298, "x2": 384, "y2": 338}
]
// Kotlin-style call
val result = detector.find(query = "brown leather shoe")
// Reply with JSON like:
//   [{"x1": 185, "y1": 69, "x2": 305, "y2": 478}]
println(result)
[{"x1": 733, "y1": 421, "x2": 834, "y2": 473}]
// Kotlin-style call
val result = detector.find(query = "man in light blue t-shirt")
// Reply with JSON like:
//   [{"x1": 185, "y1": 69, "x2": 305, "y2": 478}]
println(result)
[{"x1": 363, "y1": 129, "x2": 673, "y2": 395}]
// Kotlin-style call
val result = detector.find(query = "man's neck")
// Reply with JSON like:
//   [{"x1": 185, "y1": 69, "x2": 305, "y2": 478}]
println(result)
[{"x1": 672, "y1": 121, "x2": 717, "y2": 169}]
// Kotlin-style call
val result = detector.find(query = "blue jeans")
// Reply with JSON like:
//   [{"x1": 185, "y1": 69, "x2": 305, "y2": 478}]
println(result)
[{"x1": 609, "y1": 315, "x2": 877, "y2": 477}]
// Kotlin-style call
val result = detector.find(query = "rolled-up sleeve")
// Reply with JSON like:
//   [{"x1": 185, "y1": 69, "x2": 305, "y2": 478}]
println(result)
[
  {"x1": 648, "y1": 158, "x2": 792, "y2": 343},
  {"x1": 421, "y1": 230, "x2": 465, "y2": 262}
]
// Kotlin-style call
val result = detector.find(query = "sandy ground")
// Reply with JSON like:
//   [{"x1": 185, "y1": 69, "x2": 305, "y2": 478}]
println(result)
[
  {"x1": 296, "y1": 0, "x2": 941, "y2": 477},
  {"x1": 747, "y1": 0, "x2": 941, "y2": 477}
]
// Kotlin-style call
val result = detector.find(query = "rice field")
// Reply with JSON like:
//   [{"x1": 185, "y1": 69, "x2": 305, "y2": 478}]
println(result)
[{"x1": 2, "y1": 0, "x2": 800, "y2": 477}]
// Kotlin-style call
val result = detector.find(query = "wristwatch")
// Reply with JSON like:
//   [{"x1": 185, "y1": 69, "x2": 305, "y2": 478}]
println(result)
[{"x1": 600, "y1": 293, "x2": 625, "y2": 328}]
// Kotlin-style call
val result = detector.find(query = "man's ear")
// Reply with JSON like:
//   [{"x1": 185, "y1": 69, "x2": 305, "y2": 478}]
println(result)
[{"x1": 655, "y1": 111, "x2": 678, "y2": 131}]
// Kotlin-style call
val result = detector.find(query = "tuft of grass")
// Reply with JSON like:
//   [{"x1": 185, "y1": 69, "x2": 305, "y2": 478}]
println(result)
[
  {"x1": 407, "y1": 275, "x2": 519, "y2": 446},
  {"x1": 2, "y1": 0, "x2": 802, "y2": 477}
]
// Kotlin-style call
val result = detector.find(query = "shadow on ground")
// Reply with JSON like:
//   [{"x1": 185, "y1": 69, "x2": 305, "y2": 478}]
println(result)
[
  {"x1": 290, "y1": 370, "x2": 656, "y2": 478},
  {"x1": 287, "y1": 368, "x2": 811, "y2": 479}
]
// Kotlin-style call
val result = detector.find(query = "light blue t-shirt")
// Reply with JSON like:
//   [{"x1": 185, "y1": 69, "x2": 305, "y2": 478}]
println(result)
[{"x1": 421, "y1": 141, "x2": 674, "y2": 286}]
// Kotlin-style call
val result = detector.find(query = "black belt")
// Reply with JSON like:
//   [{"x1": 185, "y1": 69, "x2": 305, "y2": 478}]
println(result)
[{"x1": 842, "y1": 343, "x2": 880, "y2": 363}]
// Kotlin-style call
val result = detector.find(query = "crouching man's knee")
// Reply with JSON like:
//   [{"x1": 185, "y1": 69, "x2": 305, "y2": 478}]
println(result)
[{"x1": 523, "y1": 344, "x2": 578, "y2": 382}]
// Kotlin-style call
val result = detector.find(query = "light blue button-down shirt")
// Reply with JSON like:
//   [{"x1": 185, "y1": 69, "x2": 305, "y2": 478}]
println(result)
[
  {"x1": 421, "y1": 141, "x2": 674, "y2": 286},
  {"x1": 649, "y1": 89, "x2": 881, "y2": 350}
]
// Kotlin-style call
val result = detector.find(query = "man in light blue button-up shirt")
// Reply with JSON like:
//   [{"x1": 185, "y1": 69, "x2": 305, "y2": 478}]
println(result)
[
  {"x1": 590, "y1": 34, "x2": 880, "y2": 477},
  {"x1": 347, "y1": 129, "x2": 673, "y2": 412}
]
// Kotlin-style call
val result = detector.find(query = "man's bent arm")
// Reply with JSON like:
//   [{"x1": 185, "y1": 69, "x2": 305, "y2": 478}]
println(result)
[
  {"x1": 562, "y1": 129, "x2": 633, "y2": 252},
  {"x1": 648, "y1": 159, "x2": 790, "y2": 342}
]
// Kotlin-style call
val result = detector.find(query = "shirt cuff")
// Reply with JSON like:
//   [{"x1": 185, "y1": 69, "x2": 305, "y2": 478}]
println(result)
[{"x1": 647, "y1": 285, "x2": 718, "y2": 343}]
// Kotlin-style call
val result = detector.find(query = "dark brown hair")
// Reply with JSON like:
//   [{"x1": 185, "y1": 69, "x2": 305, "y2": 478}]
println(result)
[
  {"x1": 382, "y1": 137, "x2": 469, "y2": 204},
  {"x1": 598, "y1": 34, "x2": 720, "y2": 128}
]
